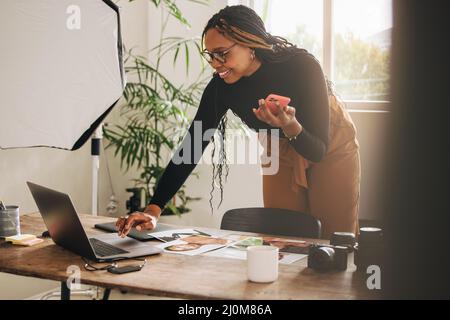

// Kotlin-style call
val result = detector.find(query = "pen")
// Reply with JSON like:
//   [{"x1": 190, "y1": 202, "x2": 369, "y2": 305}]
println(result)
[
  {"x1": 194, "y1": 229, "x2": 211, "y2": 237},
  {"x1": 0, "y1": 200, "x2": 7, "y2": 210},
  {"x1": 171, "y1": 230, "x2": 212, "y2": 238}
]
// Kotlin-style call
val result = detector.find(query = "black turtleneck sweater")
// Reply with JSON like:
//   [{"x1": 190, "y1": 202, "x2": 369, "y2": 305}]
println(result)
[{"x1": 149, "y1": 50, "x2": 330, "y2": 209}]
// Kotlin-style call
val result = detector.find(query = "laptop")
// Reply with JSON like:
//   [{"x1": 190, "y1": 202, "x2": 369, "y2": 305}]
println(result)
[{"x1": 27, "y1": 182, "x2": 162, "y2": 262}]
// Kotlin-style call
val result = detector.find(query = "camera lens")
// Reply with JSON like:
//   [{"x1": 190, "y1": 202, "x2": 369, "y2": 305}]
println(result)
[
  {"x1": 310, "y1": 246, "x2": 335, "y2": 272},
  {"x1": 359, "y1": 227, "x2": 382, "y2": 244},
  {"x1": 355, "y1": 227, "x2": 384, "y2": 271}
]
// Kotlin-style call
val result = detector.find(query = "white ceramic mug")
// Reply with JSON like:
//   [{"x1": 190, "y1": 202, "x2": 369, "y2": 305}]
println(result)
[{"x1": 247, "y1": 245, "x2": 279, "y2": 283}]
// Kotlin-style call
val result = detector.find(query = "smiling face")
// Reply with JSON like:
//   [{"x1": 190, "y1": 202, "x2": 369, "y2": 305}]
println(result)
[{"x1": 203, "y1": 28, "x2": 262, "y2": 84}]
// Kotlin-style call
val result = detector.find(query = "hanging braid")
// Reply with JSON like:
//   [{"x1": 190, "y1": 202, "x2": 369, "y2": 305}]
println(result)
[
  {"x1": 202, "y1": 5, "x2": 335, "y2": 213},
  {"x1": 209, "y1": 114, "x2": 229, "y2": 213}
]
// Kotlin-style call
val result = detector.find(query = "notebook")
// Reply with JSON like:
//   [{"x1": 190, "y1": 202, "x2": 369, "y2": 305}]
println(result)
[{"x1": 94, "y1": 221, "x2": 176, "y2": 241}]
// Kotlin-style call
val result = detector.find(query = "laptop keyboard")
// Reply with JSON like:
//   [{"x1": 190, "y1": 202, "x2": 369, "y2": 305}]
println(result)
[{"x1": 89, "y1": 238, "x2": 129, "y2": 257}]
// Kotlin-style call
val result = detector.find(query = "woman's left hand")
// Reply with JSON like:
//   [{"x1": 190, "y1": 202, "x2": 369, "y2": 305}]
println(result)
[{"x1": 253, "y1": 99, "x2": 297, "y2": 128}]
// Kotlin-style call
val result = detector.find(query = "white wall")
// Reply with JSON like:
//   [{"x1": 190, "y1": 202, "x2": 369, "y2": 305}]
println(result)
[{"x1": 350, "y1": 111, "x2": 389, "y2": 222}]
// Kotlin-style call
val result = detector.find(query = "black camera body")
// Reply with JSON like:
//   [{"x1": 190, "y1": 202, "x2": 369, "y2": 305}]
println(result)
[
  {"x1": 307, "y1": 228, "x2": 383, "y2": 273},
  {"x1": 307, "y1": 243, "x2": 348, "y2": 272}
]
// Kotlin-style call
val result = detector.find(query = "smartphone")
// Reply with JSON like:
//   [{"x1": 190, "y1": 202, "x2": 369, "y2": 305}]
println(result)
[
  {"x1": 107, "y1": 265, "x2": 143, "y2": 274},
  {"x1": 265, "y1": 94, "x2": 291, "y2": 115}
]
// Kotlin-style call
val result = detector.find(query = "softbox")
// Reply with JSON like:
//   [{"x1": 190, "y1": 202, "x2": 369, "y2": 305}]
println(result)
[{"x1": 0, "y1": 0, "x2": 125, "y2": 150}]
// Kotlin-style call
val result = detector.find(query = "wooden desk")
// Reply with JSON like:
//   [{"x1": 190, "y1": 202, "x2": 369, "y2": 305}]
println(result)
[{"x1": 0, "y1": 213, "x2": 376, "y2": 300}]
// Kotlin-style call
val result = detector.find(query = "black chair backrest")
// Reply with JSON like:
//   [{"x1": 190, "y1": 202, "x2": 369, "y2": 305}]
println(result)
[{"x1": 220, "y1": 207, "x2": 322, "y2": 239}]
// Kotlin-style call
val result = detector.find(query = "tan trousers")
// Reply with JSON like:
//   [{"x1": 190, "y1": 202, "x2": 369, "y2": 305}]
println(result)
[{"x1": 260, "y1": 95, "x2": 361, "y2": 239}]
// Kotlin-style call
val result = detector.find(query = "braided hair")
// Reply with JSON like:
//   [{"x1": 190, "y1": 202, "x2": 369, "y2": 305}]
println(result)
[{"x1": 201, "y1": 5, "x2": 334, "y2": 213}]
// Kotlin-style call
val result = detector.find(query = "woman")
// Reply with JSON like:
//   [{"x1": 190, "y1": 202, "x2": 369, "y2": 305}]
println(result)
[{"x1": 116, "y1": 5, "x2": 360, "y2": 239}]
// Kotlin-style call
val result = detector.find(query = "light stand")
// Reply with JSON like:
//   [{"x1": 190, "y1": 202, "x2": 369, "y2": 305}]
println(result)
[{"x1": 91, "y1": 124, "x2": 103, "y2": 216}]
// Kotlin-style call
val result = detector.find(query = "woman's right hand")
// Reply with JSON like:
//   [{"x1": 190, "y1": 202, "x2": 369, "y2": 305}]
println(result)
[{"x1": 115, "y1": 204, "x2": 162, "y2": 237}]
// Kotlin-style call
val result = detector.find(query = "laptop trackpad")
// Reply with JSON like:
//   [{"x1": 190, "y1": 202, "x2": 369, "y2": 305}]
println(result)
[{"x1": 92, "y1": 233, "x2": 154, "y2": 250}]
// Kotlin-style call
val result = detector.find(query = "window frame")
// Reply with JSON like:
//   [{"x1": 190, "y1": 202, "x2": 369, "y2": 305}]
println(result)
[{"x1": 230, "y1": 0, "x2": 391, "y2": 112}]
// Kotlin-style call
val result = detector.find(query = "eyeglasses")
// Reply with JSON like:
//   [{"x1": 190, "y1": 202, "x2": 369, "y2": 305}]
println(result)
[{"x1": 201, "y1": 43, "x2": 237, "y2": 64}]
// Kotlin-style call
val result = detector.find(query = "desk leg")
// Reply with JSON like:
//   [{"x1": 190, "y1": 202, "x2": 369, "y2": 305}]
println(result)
[
  {"x1": 102, "y1": 288, "x2": 111, "y2": 300},
  {"x1": 61, "y1": 282, "x2": 71, "y2": 300}
]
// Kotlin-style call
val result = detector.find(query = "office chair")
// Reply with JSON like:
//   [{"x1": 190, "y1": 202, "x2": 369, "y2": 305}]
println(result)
[{"x1": 220, "y1": 207, "x2": 322, "y2": 239}]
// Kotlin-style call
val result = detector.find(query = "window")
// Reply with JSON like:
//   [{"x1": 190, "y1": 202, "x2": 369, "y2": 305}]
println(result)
[
  {"x1": 253, "y1": 0, "x2": 324, "y2": 65},
  {"x1": 333, "y1": 0, "x2": 392, "y2": 102},
  {"x1": 233, "y1": 0, "x2": 392, "y2": 110}
]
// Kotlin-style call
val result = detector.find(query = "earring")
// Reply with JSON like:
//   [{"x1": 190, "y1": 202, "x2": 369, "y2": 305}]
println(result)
[{"x1": 250, "y1": 50, "x2": 255, "y2": 60}]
